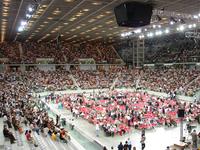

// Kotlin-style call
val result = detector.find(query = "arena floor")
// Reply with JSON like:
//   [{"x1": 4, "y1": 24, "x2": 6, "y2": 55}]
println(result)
[{"x1": 41, "y1": 98, "x2": 200, "y2": 150}]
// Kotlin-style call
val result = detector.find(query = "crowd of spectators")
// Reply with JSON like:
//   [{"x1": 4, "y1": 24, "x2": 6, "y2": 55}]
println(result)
[
  {"x1": 59, "y1": 90, "x2": 200, "y2": 137},
  {"x1": 2, "y1": 65, "x2": 200, "y2": 96},
  {"x1": 115, "y1": 67, "x2": 200, "y2": 96},
  {"x1": 144, "y1": 33, "x2": 200, "y2": 63},
  {"x1": 0, "y1": 67, "x2": 200, "y2": 149},
  {"x1": 0, "y1": 42, "x2": 21, "y2": 63},
  {"x1": 0, "y1": 71, "x2": 71, "y2": 146},
  {"x1": 71, "y1": 67, "x2": 118, "y2": 89},
  {"x1": 0, "y1": 42, "x2": 120, "y2": 64}
]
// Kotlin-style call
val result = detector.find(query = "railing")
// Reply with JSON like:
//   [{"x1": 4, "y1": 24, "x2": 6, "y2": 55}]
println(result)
[{"x1": 34, "y1": 95, "x2": 103, "y2": 150}]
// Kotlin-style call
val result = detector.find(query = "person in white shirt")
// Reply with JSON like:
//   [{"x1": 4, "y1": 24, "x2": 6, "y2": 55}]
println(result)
[
  {"x1": 3, "y1": 115, "x2": 8, "y2": 124},
  {"x1": 96, "y1": 123, "x2": 100, "y2": 137},
  {"x1": 127, "y1": 138, "x2": 132, "y2": 150}
]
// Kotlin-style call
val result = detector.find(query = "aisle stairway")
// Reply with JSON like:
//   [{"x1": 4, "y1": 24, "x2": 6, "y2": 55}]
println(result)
[
  {"x1": 69, "y1": 74, "x2": 81, "y2": 90},
  {"x1": 0, "y1": 118, "x2": 76, "y2": 150}
]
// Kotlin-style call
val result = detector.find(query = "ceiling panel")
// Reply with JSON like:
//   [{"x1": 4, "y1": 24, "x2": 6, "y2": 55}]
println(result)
[{"x1": 0, "y1": 0, "x2": 199, "y2": 43}]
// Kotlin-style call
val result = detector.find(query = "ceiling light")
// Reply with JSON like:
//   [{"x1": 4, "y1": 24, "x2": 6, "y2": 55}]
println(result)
[
  {"x1": 155, "y1": 30, "x2": 162, "y2": 35},
  {"x1": 165, "y1": 29, "x2": 169, "y2": 34},
  {"x1": 139, "y1": 35, "x2": 144, "y2": 39},
  {"x1": 170, "y1": 21, "x2": 174, "y2": 25},
  {"x1": 188, "y1": 24, "x2": 192, "y2": 28},
  {"x1": 65, "y1": 0, "x2": 74, "y2": 2},
  {"x1": 134, "y1": 29, "x2": 141, "y2": 34},
  {"x1": 147, "y1": 32, "x2": 154, "y2": 37},
  {"x1": 193, "y1": 15, "x2": 198, "y2": 19},
  {"x1": 179, "y1": 25, "x2": 185, "y2": 31},
  {"x1": 28, "y1": 7, "x2": 33, "y2": 12},
  {"x1": 18, "y1": 26, "x2": 24, "y2": 32},
  {"x1": 83, "y1": 9, "x2": 89, "y2": 12},
  {"x1": 21, "y1": 21, "x2": 27, "y2": 26},
  {"x1": 193, "y1": 24, "x2": 196, "y2": 28},
  {"x1": 121, "y1": 32, "x2": 132, "y2": 37},
  {"x1": 26, "y1": 14, "x2": 31, "y2": 18},
  {"x1": 92, "y1": 2, "x2": 102, "y2": 5},
  {"x1": 169, "y1": 17, "x2": 176, "y2": 25}
]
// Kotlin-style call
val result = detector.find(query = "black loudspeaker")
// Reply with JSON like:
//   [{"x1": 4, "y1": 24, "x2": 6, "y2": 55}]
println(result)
[
  {"x1": 114, "y1": 2, "x2": 153, "y2": 28},
  {"x1": 177, "y1": 109, "x2": 185, "y2": 118}
]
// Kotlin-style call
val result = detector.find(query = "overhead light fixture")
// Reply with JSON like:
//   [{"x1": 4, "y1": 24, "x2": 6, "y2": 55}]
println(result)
[
  {"x1": 26, "y1": 14, "x2": 31, "y2": 18},
  {"x1": 18, "y1": 26, "x2": 24, "y2": 32},
  {"x1": 121, "y1": 32, "x2": 132, "y2": 37},
  {"x1": 139, "y1": 35, "x2": 144, "y2": 39},
  {"x1": 147, "y1": 32, "x2": 154, "y2": 37},
  {"x1": 134, "y1": 29, "x2": 141, "y2": 34},
  {"x1": 165, "y1": 29, "x2": 169, "y2": 34},
  {"x1": 28, "y1": 7, "x2": 33, "y2": 12},
  {"x1": 155, "y1": 30, "x2": 162, "y2": 35},
  {"x1": 21, "y1": 21, "x2": 27, "y2": 26},
  {"x1": 170, "y1": 21, "x2": 174, "y2": 25},
  {"x1": 169, "y1": 17, "x2": 176, "y2": 25},
  {"x1": 193, "y1": 15, "x2": 198, "y2": 19},
  {"x1": 177, "y1": 25, "x2": 185, "y2": 31},
  {"x1": 188, "y1": 24, "x2": 192, "y2": 28}
]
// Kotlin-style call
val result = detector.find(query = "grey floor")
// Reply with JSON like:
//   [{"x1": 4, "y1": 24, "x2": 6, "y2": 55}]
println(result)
[
  {"x1": 46, "y1": 101, "x2": 200, "y2": 150},
  {"x1": 0, "y1": 118, "x2": 75, "y2": 150}
]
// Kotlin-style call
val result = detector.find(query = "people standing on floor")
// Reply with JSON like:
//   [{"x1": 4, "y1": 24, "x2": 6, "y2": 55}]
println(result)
[
  {"x1": 3, "y1": 125, "x2": 16, "y2": 144},
  {"x1": 191, "y1": 130, "x2": 198, "y2": 149},
  {"x1": 56, "y1": 114, "x2": 60, "y2": 125},
  {"x1": 124, "y1": 141, "x2": 129, "y2": 150},
  {"x1": 96, "y1": 122, "x2": 100, "y2": 137},
  {"x1": 140, "y1": 135, "x2": 146, "y2": 150},
  {"x1": 118, "y1": 142, "x2": 124, "y2": 150},
  {"x1": 141, "y1": 129, "x2": 145, "y2": 137},
  {"x1": 127, "y1": 138, "x2": 132, "y2": 150},
  {"x1": 103, "y1": 146, "x2": 108, "y2": 150}
]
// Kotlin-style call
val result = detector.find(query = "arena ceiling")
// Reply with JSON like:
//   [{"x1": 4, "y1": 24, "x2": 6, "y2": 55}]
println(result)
[{"x1": 1, "y1": 0, "x2": 200, "y2": 44}]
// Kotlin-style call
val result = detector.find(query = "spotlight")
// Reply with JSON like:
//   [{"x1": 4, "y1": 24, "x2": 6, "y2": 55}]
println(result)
[
  {"x1": 139, "y1": 35, "x2": 144, "y2": 39},
  {"x1": 147, "y1": 32, "x2": 154, "y2": 37},
  {"x1": 193, "y1": 15, "x2": 198, "y2": 19},
  {"x1": 134, "y1": 29, "x2": 141, "y2": 34},
  {"x1": 188, "y1": 24, "x2": 192, "y2": 28},
  {"x1": 26, "y1": 14, "x2": 31, "y2": 18},
  {"x1": 170, "y1": 21, "x2": 174, "y2": 25},
  {"x1": 193, "y1": 24, "x2": 196, "y2": 28},
  {"x1": 153, "y1": 25, "x2": 156, "y2": 28},
  {"x1": 165, "y1": 29, "x2": 169, "y2": 34},
  {"x1": 28, "y1": 7, "x2": 33, "y2": 12},
  {"x1": 170, "y1": 17, "x2": 176, "y2": 25},
  {"x1": 18, "y1": 26, "x2": 24, "y2": 32},
  {"x1": 158, "y1": 25, "x2": 161, "y2": 28},
  {"x1": 21, "y1": 21, "x2": 27, "y2": 26},
  {"x1": 155, "y1": 30, "x2": 162, "y2": 35},
  {"x1": 178, "y1": 25, "x2": 185, "y2": 31}
]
